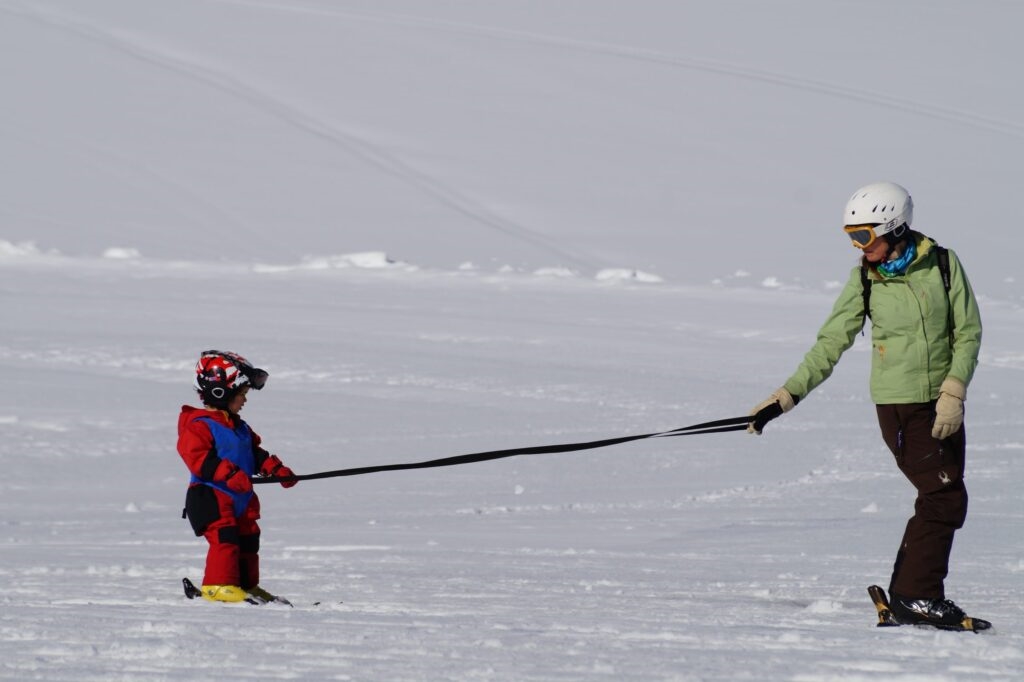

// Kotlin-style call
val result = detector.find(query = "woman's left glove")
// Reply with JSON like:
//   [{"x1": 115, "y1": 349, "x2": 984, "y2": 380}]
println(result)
[{"x1": 932, "y1": 378, "x2": 966, "y2": 440}]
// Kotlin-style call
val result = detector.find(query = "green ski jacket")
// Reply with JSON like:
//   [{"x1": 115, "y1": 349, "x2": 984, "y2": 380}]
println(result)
[{"x1": 783, "y1": 234, "x2": 982, "y2": 405}]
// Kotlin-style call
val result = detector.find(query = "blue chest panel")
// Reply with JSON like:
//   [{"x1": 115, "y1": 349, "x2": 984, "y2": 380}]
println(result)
[{"x1": 191, "y1": 416, "x2": 255, "y2": 516}]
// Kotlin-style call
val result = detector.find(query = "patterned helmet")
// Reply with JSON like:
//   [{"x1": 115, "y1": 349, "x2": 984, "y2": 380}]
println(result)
[{"x1": 193, "y1": 350, "x2": 268, "y2": 408}]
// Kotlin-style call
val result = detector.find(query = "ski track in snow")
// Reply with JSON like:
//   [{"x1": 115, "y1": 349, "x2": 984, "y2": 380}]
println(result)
[
  {"x1": 0, "y1": 0, "x2": 600, "y2": 271},
  {"x1": 210, "y1": 0, "x2": 1024, "y2": 140},
  {"x1": 1, "y1": 121, "x2": 256, "y2": 240},
  {"x1": 76, "y1": 139, "x2": 256, "y2": 239}
]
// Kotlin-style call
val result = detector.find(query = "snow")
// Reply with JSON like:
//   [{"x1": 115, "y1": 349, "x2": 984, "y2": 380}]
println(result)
[{"x1": 2, "y1": 0, "x2": 1023, "y2": 680}]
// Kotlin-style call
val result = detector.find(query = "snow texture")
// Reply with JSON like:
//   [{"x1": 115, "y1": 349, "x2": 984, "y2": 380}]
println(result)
[{"x1": 2, "y1": 1, "x2": 1023, "y2": 680}]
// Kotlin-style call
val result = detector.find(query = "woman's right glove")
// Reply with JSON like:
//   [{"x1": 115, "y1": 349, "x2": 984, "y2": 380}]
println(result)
[{"x1": 748, "y1": 387, "x2": 797, "y2": 434}]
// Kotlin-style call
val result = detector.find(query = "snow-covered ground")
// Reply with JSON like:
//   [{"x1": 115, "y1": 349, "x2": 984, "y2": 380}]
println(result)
[{"x1": 2, "y1": 1, "x2": 1023, "y2": 680}]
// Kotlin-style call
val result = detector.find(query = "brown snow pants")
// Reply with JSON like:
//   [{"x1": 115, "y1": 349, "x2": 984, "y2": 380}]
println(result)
[{"x1": 876, "y1": 402, "x2": 968, "y2": 599}]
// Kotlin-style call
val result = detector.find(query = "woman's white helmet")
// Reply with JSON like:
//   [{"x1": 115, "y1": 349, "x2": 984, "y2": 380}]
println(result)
[{"x1": 843, "y1": 182, "x2": 913, "y2": 238}]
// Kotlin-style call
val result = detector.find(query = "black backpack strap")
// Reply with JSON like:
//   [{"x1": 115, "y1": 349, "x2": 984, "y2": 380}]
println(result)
[
  {"x1": 935, "y1": 245, "x2": 951, "y2": 292},
  {"x1": 860, "y1": 264, "x2": 871, "y2": 330},
  {"x1": 934, "y1": 245, "x2": 954, "y2": 346}
]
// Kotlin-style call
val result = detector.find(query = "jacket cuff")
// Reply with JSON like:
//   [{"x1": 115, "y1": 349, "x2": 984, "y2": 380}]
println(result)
[
  {"x1": 211, "y1": 458, "x2": 237, "y2": 482},
  {"x1": 774, "y1": 387, "x2": 797, "y2": 413},
  {"x1": 259, "y1": 454, "x2": 285, "y2": 477},
  {"x1": 940, "y1": 377, "x2": 966, "y2": 401}
]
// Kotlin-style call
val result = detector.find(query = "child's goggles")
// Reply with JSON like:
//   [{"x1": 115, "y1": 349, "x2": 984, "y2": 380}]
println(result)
[
  {"x1": 244, "y1": 367, "x2": 269, "y2": 390},
  {"x1": 843, "y1": 224, "x2": 881, "y2": 249}
]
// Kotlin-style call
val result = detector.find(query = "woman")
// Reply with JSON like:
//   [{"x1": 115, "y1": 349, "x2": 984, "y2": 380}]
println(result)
[{"x1": 748, "y1": 181, "x2": 986, "y2": 629}]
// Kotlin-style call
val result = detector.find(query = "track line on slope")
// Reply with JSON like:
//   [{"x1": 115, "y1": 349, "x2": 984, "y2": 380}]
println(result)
[
  {"x1": 0, "y1": 105, "x2": 256, "y2": 239},
  {"x1": 211, "y1": 0, "x2": 1024, "y2": 140},
  {"x1": 0, "y1": 1, "x2": 599, "y2": 270}
]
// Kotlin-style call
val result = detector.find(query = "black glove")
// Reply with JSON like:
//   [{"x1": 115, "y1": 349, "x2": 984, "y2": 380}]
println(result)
[
  {"x1": 751, "y1": 402, "x2": 784, "y2": 434},
  {"x1": 747, "y1": 387, "x2": 798, "y2": 435}
]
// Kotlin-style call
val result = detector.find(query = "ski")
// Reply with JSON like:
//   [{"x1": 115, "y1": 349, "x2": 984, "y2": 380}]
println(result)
[
  {"x1": 182, "y1": 577, "x2": 293, "y2": 607},
  {"x1": 182, "y1": 577, "x2": 203, "y2": 599},
  {"x1": 867, "y1": 585, "x2": 900, "y2": 626},
  {"x1": 867, "y1": 585, "x2": 991, "y2": 632}
]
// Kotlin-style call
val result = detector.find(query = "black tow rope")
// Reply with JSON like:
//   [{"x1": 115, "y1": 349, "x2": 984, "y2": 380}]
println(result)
[{"x1": 253, "y1": 415, "x2": 751, "y2": 485}]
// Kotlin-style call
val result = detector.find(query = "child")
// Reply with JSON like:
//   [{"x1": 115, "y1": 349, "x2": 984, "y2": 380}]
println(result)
[{"x1": 178, "y1": 350, "x2": 298, "y2": 603}]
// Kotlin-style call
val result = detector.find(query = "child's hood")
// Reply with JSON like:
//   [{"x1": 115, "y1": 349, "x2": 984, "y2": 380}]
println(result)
[{"x1": 178, "y1": 404, "x2": 234, "y2": 434}]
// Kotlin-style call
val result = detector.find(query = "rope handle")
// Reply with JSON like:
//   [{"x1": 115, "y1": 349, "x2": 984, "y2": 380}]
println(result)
[{"x1": 253, "y1": 415, "x2": 752, "y2": 484}]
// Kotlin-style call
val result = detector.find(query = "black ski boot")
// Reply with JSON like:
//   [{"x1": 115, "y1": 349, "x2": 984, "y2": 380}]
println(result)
[{"x1": 889, "y1": 593, "x2": 991, "y2": 631}]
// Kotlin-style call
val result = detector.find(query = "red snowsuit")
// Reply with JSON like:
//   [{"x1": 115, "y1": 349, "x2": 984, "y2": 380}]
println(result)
[{"x1": 177, "y1": 405, "x2": 284, "y2": 588}]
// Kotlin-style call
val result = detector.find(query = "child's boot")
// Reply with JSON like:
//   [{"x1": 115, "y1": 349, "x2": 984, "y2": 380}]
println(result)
[{"x1": 201, "y1": 585, "x2": 251, "y2": 603}]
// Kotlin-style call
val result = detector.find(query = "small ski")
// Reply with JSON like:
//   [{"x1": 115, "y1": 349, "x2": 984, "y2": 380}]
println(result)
[
  {"x1": 867, "y1": 585, "x2": 991, "y2": 632},
  {"x1": 182, "y1": 577, "x2": 293, "y2": 607}
]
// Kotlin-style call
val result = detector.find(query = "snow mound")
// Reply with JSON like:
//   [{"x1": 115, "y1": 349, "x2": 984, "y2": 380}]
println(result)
[
  {"x1": 254, "y1": 251, "x2": 416, "y2": 273},
  {"x1": 804, "y1": 599, "x2": 843, "y2": 614},
  {"x1": 595, "y1": 268, "x2": 663, "y2": 283},
  {"x1": 102, "y1": 247, "x2": 142, "y2": 260},
  {"x1": 0, "y1": 240, "x2": 48, "y2": 257},
  {"x1": 533, "y1": 267, "x2": 579, "y2": 278}
]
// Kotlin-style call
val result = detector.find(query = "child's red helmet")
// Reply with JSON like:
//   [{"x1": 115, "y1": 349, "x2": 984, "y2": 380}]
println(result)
[{"x1": 194, "y1": 350, "x2": 268, "y2": 408}]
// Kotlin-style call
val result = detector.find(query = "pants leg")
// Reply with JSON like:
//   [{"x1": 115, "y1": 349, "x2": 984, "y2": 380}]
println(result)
[
  {"x1": 238, "y1": 496, "x2": 262, "y2": 589},
  {"x1": 876, "y1": 403, "x2": 968, "y2": 599},
  {"x1": 201, "y1": 489, "x2": 242, "y2": 586}
]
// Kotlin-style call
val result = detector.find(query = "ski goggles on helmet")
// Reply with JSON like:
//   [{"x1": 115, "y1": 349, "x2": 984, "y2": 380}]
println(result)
[
  {"x1": 245, "y1": 367, "x2": 269, "y2": 390},
  {"x1": 844, "y1": 224, "x2": 882, "y2": 249},
  {"x1": 844, "y1": 217, "x2": 907, "y2": 249},
  {"x1": 196, "y1": 350, "x2": 269, "y2": 392},
  {"x1": 227, "y1": 353, "x2": 268, "y2": 390}
]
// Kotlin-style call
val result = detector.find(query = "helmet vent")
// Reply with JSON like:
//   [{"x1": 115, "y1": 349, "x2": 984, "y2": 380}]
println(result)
[{"x1": 843, "y1": 181, "x2": 912, "y2": 231}]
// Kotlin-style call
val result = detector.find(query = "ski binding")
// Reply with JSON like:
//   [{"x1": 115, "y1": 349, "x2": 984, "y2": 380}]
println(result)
[{"x1": 867, "y1": 585, "x2": 991, "y2": 632}]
